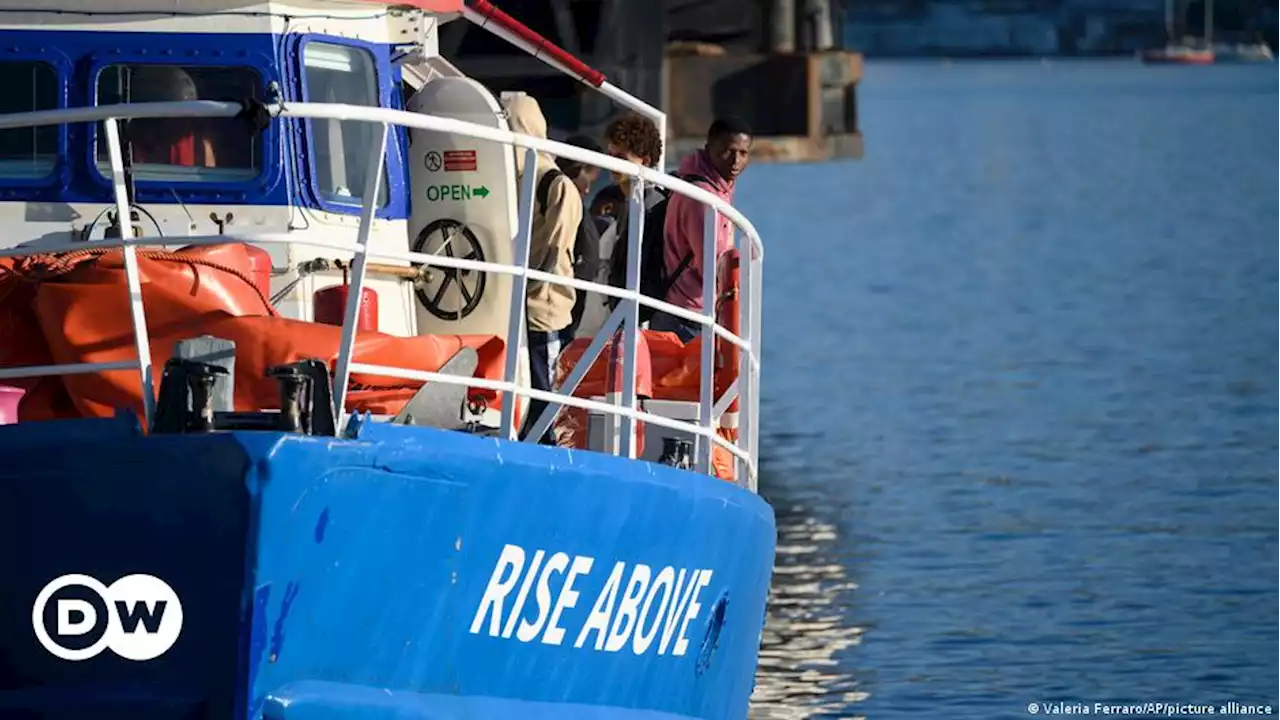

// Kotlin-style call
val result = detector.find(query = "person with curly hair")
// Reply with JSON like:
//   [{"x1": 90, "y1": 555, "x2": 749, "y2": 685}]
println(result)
[
  {"x1": 602, "y1": 113, "x2": 664, "y2": 185},
  {"x1": 600, "y1": 114, "x2": 666, "y2": 296}
]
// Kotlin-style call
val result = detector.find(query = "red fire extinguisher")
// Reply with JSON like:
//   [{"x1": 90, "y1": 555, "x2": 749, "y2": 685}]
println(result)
[{"x1": 313, "y1": 269, "x2": 379, "y2": 333}]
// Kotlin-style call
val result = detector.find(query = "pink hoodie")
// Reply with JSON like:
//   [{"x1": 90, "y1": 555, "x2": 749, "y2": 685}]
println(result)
[{"x1": 662, "y1": 149, "x2": 736, "y2": 312}]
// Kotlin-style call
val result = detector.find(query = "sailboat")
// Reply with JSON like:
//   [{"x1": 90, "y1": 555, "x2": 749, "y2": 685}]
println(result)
[
  {"x1": 1214, "y1": 33, "x2": 1275, "y2": 63},
  {"x1": 1141, "y1": 0, "x2": 1216, "y2": 64},
  {"x1": 1213, "y1": 42, "x2": 1274, "y2": 62}
]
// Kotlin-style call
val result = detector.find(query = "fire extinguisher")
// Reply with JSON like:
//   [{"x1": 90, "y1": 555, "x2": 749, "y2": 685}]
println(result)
[{"x1": 312, "y1": 268, "x2": 379, "y2": 332}]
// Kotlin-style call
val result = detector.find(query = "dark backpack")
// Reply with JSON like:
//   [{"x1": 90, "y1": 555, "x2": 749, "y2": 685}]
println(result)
[
  {"x1": 536, "y1": 169, "x2": 601, "y2": 284},
  {"x1": 606, "y1": 173, "x2": 707, "y2": 323}
]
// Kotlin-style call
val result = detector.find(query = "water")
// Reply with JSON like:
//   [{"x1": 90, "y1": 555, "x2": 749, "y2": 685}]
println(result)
[{"x1": 737, "y1": 60, "x2": 1279, "y2": 719}]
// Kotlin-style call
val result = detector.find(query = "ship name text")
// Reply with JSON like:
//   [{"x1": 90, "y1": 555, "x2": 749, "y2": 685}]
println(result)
[{"x1": 468, "y1": 544, "x2": 714, "y2": 656}]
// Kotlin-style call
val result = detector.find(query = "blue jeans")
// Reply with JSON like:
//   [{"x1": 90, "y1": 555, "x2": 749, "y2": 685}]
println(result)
[
  {"x1": 649, "y1": 310, "x2": 700, "y2": 343},
  {"x1": 520, "y1": 329, "x2": 561, "y2": 445}
]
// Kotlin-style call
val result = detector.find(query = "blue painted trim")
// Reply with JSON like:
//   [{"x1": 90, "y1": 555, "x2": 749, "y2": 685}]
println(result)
[
  {"x1": 290, "y1": 33, "x2": 409, "y2": 222},
  {"x1": 0, "y1": 46, "x2": 72, "y2": 199},
  {"x1": 388, "y1": 63, "x2": 414, "y2": 219},
  {"x1": 0, "y1": 29, "x2": 291, "y2": 208},
  {"x1": 0, "y1": 29, "x2": 411, "y2": 220}
]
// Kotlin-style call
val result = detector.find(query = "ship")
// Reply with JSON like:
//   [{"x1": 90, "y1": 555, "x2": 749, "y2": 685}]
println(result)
[
  {"x1": 1140, "y1": 0, "x2": 1216, "y2": 64},
  {"x1": 0, "y1": 1, "x2": 775, "y2": 718},
  {"x1": 1140, "y1": 43, "x2": 1216, "y2": 64},
  {"x1": 1213, "y1": 41, "x2": 1274, "y2": 63}
]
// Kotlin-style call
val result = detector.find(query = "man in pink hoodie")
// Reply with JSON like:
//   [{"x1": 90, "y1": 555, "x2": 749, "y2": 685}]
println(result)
[{"x1": 653, "y1": 117, "x2": 753, "y2": 341}]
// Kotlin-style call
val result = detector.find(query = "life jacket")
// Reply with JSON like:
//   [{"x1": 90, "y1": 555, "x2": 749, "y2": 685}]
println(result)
[
  {"x1": 130, "y1": 130, "x2": 205, "y2": 167},
  {"x1": 605, "y1": 173, "x2": 707, "y2": 323}
]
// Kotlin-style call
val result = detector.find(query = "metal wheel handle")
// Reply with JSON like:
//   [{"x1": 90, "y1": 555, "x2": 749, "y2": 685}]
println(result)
[{"x1": 411, "y1": 218, "x2": 487, "y2": 321}]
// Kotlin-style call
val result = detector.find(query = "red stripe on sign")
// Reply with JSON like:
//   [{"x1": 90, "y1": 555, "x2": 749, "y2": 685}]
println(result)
[{"x1": 443, "y1": 150, "x2": 477, "y2": 172}]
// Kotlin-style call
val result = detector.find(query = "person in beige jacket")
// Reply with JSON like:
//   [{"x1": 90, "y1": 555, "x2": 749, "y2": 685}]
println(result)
[{"x1": 505, "y1": 93, "x2": 583, "y2": 444}]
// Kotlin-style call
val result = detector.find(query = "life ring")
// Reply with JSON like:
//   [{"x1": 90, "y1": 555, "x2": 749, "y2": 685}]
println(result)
[{"x1": 712, "y1": 248, "x2": 742, "y2": 480}]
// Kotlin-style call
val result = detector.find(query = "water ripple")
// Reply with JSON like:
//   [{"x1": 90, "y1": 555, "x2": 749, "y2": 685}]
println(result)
[{"x1": 742, "y1": 60, "x2": 1277, "y2": 719}]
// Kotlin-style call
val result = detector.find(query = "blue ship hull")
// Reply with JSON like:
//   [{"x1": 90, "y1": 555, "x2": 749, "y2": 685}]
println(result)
[{"x1": 0, "y1": 415, "x2": 776, "y2": 719}]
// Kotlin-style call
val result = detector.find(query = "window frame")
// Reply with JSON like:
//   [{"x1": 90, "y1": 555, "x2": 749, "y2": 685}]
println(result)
[
  {"x1": 0, "y1": 48, "x2": 70, "y2": 194},
  {"x1": 292, "y1": 34, "x2": 406, "y2": 219},
  {"x1": 83, "y1": 51, "x2": 282, "y2": 204}
]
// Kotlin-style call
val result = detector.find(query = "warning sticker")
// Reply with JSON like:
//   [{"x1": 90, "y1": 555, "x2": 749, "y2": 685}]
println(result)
[{"x1": 443, "y1": 150, "x2": 478, "y2": 172}]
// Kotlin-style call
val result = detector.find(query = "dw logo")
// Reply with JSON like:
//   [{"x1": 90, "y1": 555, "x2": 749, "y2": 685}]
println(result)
[{"x1": 31, "y1": 574, "x2": 184, "y2": 661}]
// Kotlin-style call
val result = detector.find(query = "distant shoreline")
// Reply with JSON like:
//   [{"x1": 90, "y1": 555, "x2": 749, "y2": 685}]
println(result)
[{"x1": 854, "y1": 52, "x2": 1130, "y2": 60}]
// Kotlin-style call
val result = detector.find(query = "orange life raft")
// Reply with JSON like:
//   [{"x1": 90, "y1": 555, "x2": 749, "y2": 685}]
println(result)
[{"x1": 0, "y1": 242, "x2": 509, "y2": 424}]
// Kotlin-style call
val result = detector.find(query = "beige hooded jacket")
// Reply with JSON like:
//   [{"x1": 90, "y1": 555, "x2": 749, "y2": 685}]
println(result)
[{"x1": 505, "y1": 94, "x2": 582, "y2": 333}]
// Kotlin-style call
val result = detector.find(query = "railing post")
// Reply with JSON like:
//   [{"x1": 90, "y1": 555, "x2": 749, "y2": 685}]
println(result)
[
  {"x1": 499, "y1": 146, "x2": 539, "y2": 440},
  {"x1": 617, "y1": 176, "x2": 645, "y2": 459},
  {"x1": 749, "y1": 255, "x2": 763, "y2": 490},
  {"x1": 524, "y1": 301, "x2": 625, "y2": 443},
  {"x1": 104, "y1": 118, "x2": 156, "y2": 428},
  {"x1": 735, "y1": 230, "x2": 755, "y2": 488},
  {"x1": 331, "y1": 123, "x2": 389, "y2": 427},
  {"x1": 695, "y1": 205, "x2": 718, "y2": 475}
]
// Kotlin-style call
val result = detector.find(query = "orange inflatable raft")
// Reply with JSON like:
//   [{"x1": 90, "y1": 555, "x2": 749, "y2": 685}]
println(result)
[{"x1": 0, "y1": 243, "x2": 509, "y2": 424}]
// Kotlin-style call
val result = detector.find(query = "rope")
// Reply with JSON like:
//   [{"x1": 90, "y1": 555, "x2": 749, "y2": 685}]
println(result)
[{"x1": 4, "y1": 246, "x2": 278, "y2": 316}]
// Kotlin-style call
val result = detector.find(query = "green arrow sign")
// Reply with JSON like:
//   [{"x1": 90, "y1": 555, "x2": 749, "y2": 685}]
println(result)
[{"x1": 425, "y1": 184, "x2": 491, "y2": 202}]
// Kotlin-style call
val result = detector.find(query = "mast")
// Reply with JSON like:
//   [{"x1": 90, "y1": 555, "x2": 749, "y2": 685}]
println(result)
[
  {"x1": 1204, "y1": 0, "x2": 1213, "y2": 46},
  {"x1": 1165, "y1": 0, "x2": 1174, "y2": 42}
]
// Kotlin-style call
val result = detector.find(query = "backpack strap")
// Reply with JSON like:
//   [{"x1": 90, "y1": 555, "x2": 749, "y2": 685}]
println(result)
[
  {"x1": 536, "y1": 168, "x2": 562, "y2": 215},
  {"x1": 528, "y1": 168, "x2": 572, "y2": 273},
  {"x1": 655, "y1": 173, "x2": 711, "y2": 298},
  {"x1": 660, "y1": 251, "x2": 694, "y2": 299}
]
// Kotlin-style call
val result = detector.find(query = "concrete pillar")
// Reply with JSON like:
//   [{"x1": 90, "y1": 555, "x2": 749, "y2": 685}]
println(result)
[
  {"x1": 807, "y1": 0, "x2": 835, "y2": 51},
  {"x1": 771, "y1": 0, "x2": 795, "y2": 53}
]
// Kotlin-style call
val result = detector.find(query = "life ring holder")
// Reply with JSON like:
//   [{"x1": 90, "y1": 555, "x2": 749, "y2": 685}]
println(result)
[{"x1": 410, "y1": 218, "x2": 487, "y2": 321}]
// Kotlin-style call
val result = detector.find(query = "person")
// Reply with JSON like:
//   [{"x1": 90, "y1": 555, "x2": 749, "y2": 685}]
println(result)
[
  {"x1": 599, "y1": 113, "x2": 664, "y2": 302},
  {"x1": 602, "y1": 114, "x2": 664, "y2": 194},
  {"x1": 505, "y1": 93, "x2": 583, "y2": 444},
  {"x1": 590, "y1": 184, "x2": 625, "y2": 219},
  {"x1": 555, "y1": 134, "x2": 604, "y2": 195},
  {"x1": 553, "y1": 134, "x2": 615, "y2": 343},
  {"x1": 125, "y1": 65, "x2": 219, "y2": 168},
  {"x1": 653, "y1": 117, "x2": 753, "y2": 342}
]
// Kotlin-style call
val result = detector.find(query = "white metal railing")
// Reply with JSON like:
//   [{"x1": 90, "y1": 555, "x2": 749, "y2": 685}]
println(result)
[
  {"x1": 0, "y1": 100, "x2": 763, "y2": 489},
  {"x1": 459, "y1": 5, "x2": 669, "y2": 169}
]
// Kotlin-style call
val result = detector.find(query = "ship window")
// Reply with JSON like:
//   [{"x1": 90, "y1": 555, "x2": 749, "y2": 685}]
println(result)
[
  {"x1": 95, "y1": 64, "x2": 262, "y2": 183},
  {"x1": 302, "y1": 42, "x2": 388, "y2": 209},
  {"x1": 0, "y1": 61, "x2": 58, "y2": 179}
]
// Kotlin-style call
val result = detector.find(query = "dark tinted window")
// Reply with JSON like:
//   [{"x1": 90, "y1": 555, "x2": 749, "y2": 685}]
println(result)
[
  {"x1": 0, "y1": 61, "x2": 58, "y2": 179},
  {"x1": 303, "y1": 42, "x2": 387, "y2": 208},
  {"x1": 96, "y1": 64, "x2": 261, "y2": 182}
]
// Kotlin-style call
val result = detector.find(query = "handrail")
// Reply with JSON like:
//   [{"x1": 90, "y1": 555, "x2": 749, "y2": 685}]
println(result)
[
  {"x1": 464, "y1": 0, "x2": 606, "y2": 87},
  {"x1": 0, "y1": 100, "x2": 762, "y2": 489},
  {"x1": 0, "y1": 231, "x2": 752, "y2": 356},
  {"x1": 0, "y1": 102, "x2": 752, "y2": 259}
]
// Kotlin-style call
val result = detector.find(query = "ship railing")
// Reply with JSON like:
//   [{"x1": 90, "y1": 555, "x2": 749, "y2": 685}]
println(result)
[
  {"x1": 457, "y1": 0, "x2": 671, "y2": 169},
  {"x1": 0, "y1": 100, "x2": 764, "y2": 490}
]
